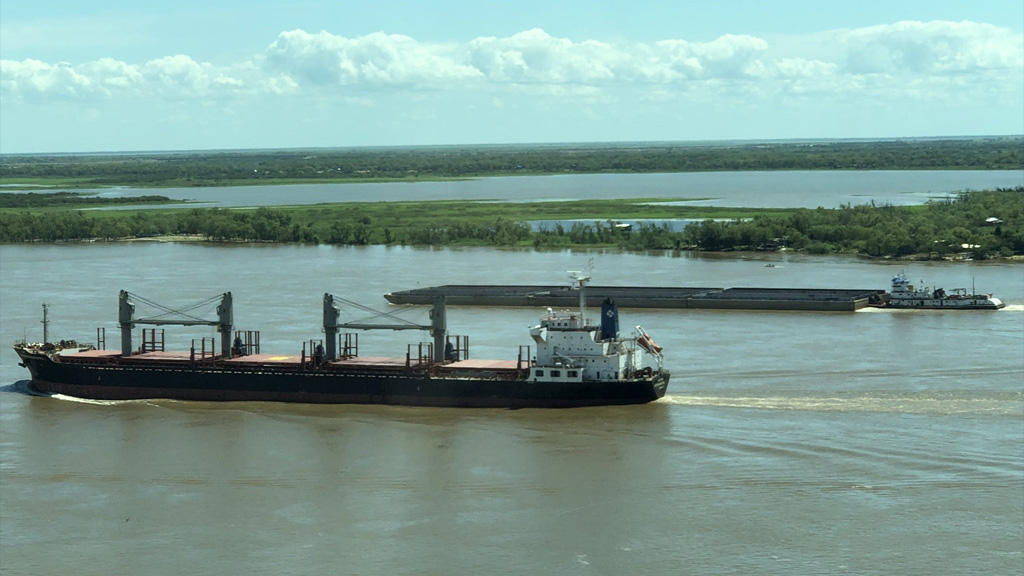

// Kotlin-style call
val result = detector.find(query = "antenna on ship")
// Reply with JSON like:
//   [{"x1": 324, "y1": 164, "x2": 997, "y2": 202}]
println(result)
[
  {"x1": 568, "y1": 268, "x2": 592, "y2": 319},
  {"x1": 41, "y1": 303, "x2": 49, "y2": 344}
]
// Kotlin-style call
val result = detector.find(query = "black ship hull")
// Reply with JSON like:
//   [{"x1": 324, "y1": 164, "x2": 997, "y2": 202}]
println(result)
[{"x1": 16, "y1": 349, "x2": 669, "y2": 408}]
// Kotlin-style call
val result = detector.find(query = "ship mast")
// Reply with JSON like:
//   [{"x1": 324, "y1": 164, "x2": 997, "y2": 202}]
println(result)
[
  {"x1": 568, "y1": 259, "x2": 594, "y2": 320},
  {"x1": 568, "y1": 271, "x2": 591, "y2": 319},
  {"x1": 41, "y1": 303, "x2": 49, "y2": 344}
]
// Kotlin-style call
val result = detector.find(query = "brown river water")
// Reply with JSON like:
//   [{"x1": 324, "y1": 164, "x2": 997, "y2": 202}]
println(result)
[{"x1": 1, "y1": 240, "x2": 1022, "y2": 575}]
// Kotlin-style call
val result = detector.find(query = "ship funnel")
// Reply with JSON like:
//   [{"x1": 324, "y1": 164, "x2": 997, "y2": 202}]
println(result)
[{"x1": 600, "y1": 299, "x2": 619, "y2": 341}]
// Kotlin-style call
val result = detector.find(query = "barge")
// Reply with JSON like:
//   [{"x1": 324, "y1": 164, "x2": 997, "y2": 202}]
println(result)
[
  {"x1": 386, "y1": 285, "x2": 887, "y2": 312},
  {"x1": 15, "y1": 277, "x2": 669, "y2": 408}
]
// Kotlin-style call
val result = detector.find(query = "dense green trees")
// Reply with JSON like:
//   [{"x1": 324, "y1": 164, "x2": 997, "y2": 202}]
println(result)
[
  {"x1": 0, "y1": 207, "x2": 301, "y2": 243},
  {"x1": 0, "y1": 192, "x2": 173, "y2": 208},
  {"x1": 3, "y1": 138, "x2": 1021, "y2": 188},
  {"x1": 2, "y1": 188, "x2": 1021, "y2": 259},
  {"x1": 675, "y1": 188, "x2": 1024, "y2": 258}
]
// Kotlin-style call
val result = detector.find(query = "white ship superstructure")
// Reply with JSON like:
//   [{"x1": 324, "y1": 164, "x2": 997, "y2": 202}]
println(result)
[
  {"x1": 528, "y1": 272, "x2": 662, "y2": 383},
  {"x1": 887, "y1": 273, "x2": 1005, "y2": 310}
]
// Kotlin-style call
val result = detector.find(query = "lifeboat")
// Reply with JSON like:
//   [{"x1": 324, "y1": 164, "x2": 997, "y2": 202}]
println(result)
[{"x1": 636, "y1": 326, "x2": 662, "y2": 354}]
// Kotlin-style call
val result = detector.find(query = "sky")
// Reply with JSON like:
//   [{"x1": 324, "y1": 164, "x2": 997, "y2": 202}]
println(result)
[{"x1": 1, "y1": 0, "x2": 1022, "y2": 153}]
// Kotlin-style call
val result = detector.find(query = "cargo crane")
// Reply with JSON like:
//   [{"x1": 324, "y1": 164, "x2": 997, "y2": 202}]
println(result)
[
  {"x1": 118, "y1": 291, "x2": 233, "y2": 357},
  {"x1": 323, "y1": 293, "x2": 448, "y2": 363}
]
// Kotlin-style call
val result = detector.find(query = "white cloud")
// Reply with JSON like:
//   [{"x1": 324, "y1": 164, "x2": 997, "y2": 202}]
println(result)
[
  {"x1": 842, "y1": 20, "x2": 1023, "y2": 74},
  {"x1": 144, "y1": 55, "x2": 208, "y2": 90},
  {"x1": 461, "y1": 29, "x2": 770, "y2": 85},
  {"x1": 0, "y1": 55, "x2": 250, "y2": 103},
  {"x1": 1, "y1": 59, "x2": 101, "y2": 99},
  {"x1": 264, "y1": 30, "x2": 482, "y2": 87},
  {"x1": 772, "y1": 58, "x2": 839, "y2": 79},
  {"x1": 1, "y1": 21, "x2": 1020, "y2": 152},
  {"x1": 653, "y1": 34, "x2": 769, "y2": 80},
  {"x1": 142, "y1": 55, "x2": 248, "y2": 96},
  {"x1": 261, "y1": 74, "x2": 299, "y2": 95},
  {"x1": 467, "y1": 28, "x2": 620, "y2": 84},
  {"x1": 78, "y1": 58, "x2": 145, "y2": 90},
  {"x1": 3, "y1": 22, "x2": 1020, "y2": 103}
]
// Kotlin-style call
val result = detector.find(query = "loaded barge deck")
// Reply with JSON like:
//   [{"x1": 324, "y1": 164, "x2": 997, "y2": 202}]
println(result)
[{"x1": 385, "y1": 285, "x2": 886, "y2": 312}]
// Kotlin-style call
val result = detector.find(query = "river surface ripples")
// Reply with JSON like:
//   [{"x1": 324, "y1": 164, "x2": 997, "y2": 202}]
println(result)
[{"x1": 2, "y1": 194, "x2": 1022, "y2": 575}]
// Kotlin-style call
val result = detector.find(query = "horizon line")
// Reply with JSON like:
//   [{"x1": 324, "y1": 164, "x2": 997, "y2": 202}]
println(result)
[{"x1": 2, "y1": 134, "x2": 1022, "y2": 158}]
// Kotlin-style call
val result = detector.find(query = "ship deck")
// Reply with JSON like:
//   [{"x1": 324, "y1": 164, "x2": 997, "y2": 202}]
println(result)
[
  {"x1": 329, "y1": 356, "x2": 418, "y2": 370},
  {"x1": 223, "y1": 353, "x2": 304, "y2": 366},
  {"x1": 121, "y1": 351, "x2": 200, "y2": 362},
  {"x1": 438, "y1": 359, "x2": 523, "y2": 372},
  {"x1": 58, "y1": 349, "x2": 122, "y2": 361},
  {"x1": 55, "y1": 350, "x2": 523, "y2": 372}
]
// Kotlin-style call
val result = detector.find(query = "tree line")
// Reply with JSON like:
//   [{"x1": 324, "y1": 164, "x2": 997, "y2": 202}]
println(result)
[
  {"x1": 3, "y1": 138, "x2": 1021, "y2": 187},
  {"x1": 685, "y1": 187, "x2": 1024, "y2": 258},
  {"x1": 0, "y1": 192, "x2": 174, "y2": 208},
  {"x1": 2, "y1": 188, "x2": 1021, "y2": 260},
  {"x1": 529, "y1": 188, "x2": 1023, "y2": 258}
]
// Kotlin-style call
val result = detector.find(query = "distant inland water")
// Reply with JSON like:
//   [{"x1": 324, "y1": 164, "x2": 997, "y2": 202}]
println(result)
[
  {"x1": 83, "y1": 169, "x2": 1024, "y2": 209},
  {"x1": 2, "y1": 241, "x2": 1022, "y2": 575}
]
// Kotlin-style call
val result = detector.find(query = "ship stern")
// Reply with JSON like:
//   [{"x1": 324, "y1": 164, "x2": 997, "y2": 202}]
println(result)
[{"x1": 652, "y1": 370, "x2": 670, "y2": 399}]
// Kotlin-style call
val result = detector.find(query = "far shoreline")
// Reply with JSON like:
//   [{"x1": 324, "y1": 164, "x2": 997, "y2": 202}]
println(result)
[
  {"x1": 27, "y1": 234, "x2": 1024, "y2": 264},
  {"x1": 3, "y1": 137, "x2": 1021, "y2": 190}
]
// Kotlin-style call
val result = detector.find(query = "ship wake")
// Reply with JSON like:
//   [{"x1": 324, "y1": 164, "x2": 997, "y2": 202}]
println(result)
[
  {"x1": 48, "y1": 394, "x2": 164, "y2": 406},
  {"x1": 659, "y1": 392, "x2": 1023, "y2": 416}
]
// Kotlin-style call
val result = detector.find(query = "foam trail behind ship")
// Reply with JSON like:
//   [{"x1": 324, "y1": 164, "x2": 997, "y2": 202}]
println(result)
[{"x1": 658, "y1": 393, "x2": 1023, "y2": 416}]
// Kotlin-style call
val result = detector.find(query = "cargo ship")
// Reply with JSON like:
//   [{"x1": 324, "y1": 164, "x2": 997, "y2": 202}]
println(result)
[
  {"x1": 884, "y1": 273, "x2": 1005, "y2": 310},
  {"x1": 13, "y1": 275, "x2": 669, "y2": 408}
]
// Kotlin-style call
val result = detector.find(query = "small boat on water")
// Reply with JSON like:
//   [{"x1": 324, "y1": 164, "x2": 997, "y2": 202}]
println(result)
[{"x1": 884, "y1": 273, "x2": 1005, "y2": 310}]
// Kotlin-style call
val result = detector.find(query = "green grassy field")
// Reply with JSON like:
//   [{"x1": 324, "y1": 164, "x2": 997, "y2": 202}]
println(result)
[
  {"x1": 52, "y1": 198, "x2": 791, "y2": 229},
  {"x1": 285, "y1": 198, "x2": 787, "y2": 225}
]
